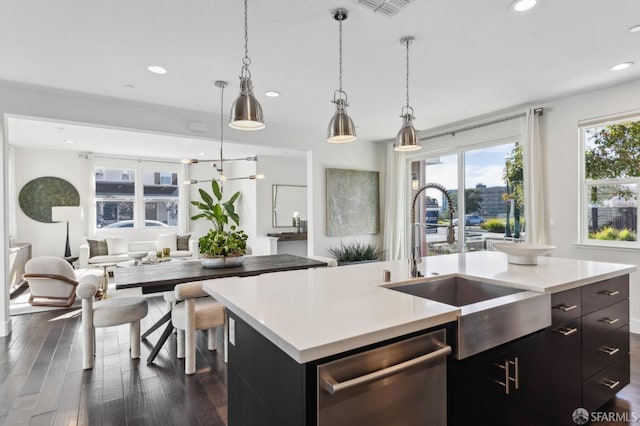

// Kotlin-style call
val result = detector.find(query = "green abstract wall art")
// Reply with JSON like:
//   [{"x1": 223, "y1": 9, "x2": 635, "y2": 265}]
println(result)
[
  {"x1": 326, "y1": 168, "x2": 380, "y2": 236},
  {"x1": 19, "y1": 176, "x2": 80, "y2": 223}
]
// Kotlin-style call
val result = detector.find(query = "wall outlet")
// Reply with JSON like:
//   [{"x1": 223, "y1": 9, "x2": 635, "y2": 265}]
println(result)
[
  {"x1": 550, "y1": 218, "x2": 557, "y2": 230},
  {"x1": 229, "y1": 317, "x2": 236, "y2": 346}
]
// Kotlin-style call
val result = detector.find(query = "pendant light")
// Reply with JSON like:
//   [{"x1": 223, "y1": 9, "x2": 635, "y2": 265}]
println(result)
[
  {"x1": 184, "y1": 81, "x2": 265, "y2": 186},
  {"x1": 327, "y1": 8, "x2": 357, "y2": 143},
  {"x1": 229, "y1": 0, "x2": 265, "y2": 131},
  {"x1": 394, "y1": 36, "x2": 421, "y2": 151}
]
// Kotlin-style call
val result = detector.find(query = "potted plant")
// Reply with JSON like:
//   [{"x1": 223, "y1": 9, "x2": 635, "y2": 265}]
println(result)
[
  {"x1": 328, "y1": 242, "x2": 384, "y2": 266},
  {"x1": 191, "y1": 180, "x2": 248, "y2": 268}
]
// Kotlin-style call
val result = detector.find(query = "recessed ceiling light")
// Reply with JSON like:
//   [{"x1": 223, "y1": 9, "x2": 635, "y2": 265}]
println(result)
[
  {"x1": 123, "y1": 84, "x2": 135, "y2": 89},
  {"x1": 147, "y1": 65, "x2": 167, "y2": 74},
  {"x1": 198, "y1": 152, "x2": 207, "y2": 156},
  {"x1": 610, "y1": 62, "x2": 634, "y2": 71},
  {"x1": 512, "y1": 0, "x2": 536, "y2": 12},
  {"x1": 630, "y1": 25, "x2": 640, "y2": 33},
  {"x1": 64, "y1": 140, "x2": 76, "y2": 144},
  {"x1": 265, "y1": 91, "x2": 280, "y2": 97}
]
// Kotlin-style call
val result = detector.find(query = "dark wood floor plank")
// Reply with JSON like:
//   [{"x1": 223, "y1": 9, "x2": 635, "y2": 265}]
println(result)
[
  {"x1": 32, "y1": 317, "x2": 79, "y2": 416},
  {"x1": 141, "y1": 376, "x2": 174, "y2": 426},
  {"x1": 52, "y1": 370, "x2": 83, "y2": 426},
  {"x1": 19, "y1": 322, "x2": 64, "y2": 396}
]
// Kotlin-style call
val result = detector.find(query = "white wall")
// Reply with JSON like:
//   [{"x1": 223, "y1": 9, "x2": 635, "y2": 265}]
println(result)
[
  {"x1": 256, "y1": 155, "x2": 307, "y2": 256},
  {"x1": 309, "y1": 144, "x2": 387, "y2": 258},
  {"x1": 12, "y1": 147, "x2": 92, "y2": 258},
  {"x1": 538, "y1": 78, "x2": 640, "y2": 330}
]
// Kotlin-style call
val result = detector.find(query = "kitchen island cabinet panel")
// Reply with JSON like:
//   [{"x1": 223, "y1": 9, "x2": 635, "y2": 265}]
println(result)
[
  {"x1": 227, "y1": 312, "x2": 310, "y2": 426},
  {"x1": 583, "y1": 355, "x2": 630, "y2": 412},
  {"x1": 581, "y1": 274, "x2": 629, "y2": 315}
]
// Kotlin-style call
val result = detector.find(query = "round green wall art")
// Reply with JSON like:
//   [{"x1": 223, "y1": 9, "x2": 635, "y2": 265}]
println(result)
[{"x1": 19, "y1": 176, "x2": 80, "y2": 223}]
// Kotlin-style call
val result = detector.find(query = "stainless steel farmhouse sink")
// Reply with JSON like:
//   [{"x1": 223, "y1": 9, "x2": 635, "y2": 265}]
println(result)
[{"x1": 385, "y1": 276, "x2": 551, "y2": 359}]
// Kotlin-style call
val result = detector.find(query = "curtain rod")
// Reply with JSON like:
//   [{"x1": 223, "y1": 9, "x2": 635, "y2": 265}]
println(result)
[
  {"x1": 78, "y1": 153, "x2": 181, "y2": 164},
  {"x1": 420, "y1": 108, "x2": 543, "y2": 141}
]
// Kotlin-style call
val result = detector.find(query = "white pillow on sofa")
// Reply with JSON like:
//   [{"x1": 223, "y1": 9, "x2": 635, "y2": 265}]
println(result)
[
  {"x1": 106, "y1": 237, "x2": 128, "y2": 255},
  {"x1": 158, "y1": 234, "x2": 177, "y2": 252}
]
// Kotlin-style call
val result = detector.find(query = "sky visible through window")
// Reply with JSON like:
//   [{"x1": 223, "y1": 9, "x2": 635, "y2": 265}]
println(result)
[{"x1": 426, "y1": 144, "x2": 515, "y2": 190}]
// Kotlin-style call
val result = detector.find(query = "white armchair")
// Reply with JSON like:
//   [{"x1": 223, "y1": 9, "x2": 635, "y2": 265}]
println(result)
[{"x1": 23, "y1": 256, "x2": 102, "y2": 307}]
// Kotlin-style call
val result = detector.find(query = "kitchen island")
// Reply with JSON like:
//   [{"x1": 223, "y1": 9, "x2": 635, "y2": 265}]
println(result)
[{"x1": 203, "y1": 251, "x2": 635, "y2": 425}]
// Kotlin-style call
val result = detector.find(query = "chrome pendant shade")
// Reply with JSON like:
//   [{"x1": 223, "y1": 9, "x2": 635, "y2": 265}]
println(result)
[
  {"x1": 327, "y1": 8, "x2": 357, "y2": 143},
  {"x1": 395, "y1": 109, "x2": 420, "y2": 151},
  {"x1": 229, "y1": 0, "x2": 265, "y2": 131},
  {"x1": 183, "y1": 80, "x2": 265, "y2": 185},
  {"x1": 230, "y1": 76, "x2": 264, "y2": 130},
  {"x1": 328, "y1": 96, "x2": 357, "y2": 143},
  {"x1": 394, "y1": 36, "x2": 421, "y2": 151}
]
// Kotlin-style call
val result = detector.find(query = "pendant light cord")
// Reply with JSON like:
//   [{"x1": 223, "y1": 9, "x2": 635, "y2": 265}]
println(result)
[
  {"x1": 220, "y1": 83, "x2": 225, "y2": 177},
  {"x1": 241, "y1": 0, "x2": 251, "y2": 79},
  {"x1": 338, "y1": 18, "x2": 343, "y2": 93},
  {"x1": 405, "y1": 38, "x2": 410, "y2": 109}
]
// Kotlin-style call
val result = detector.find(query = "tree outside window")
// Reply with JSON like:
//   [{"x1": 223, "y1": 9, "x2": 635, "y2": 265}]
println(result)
[{"x1": 583, "y1": 119, "x2": 639, "y2": 242}]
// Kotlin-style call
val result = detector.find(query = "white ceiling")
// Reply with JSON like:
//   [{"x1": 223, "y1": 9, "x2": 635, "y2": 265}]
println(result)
[{"x1": 2, "y1": 0, "x2": 640, "y2": 156}]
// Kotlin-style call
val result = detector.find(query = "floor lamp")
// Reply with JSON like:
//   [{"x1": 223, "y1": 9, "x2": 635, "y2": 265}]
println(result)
[{"x1": 52, "y1": 206, "x2": 84, "y2": 258}]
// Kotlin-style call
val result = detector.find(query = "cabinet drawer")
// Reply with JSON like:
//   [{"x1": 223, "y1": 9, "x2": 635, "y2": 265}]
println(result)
[
  {"x1": 583, "y1": 325, "x2": 629, "y2": 380},
  {"x1": 551, "y1": 288, "x2": 581, "y2": 325},
  {"x1": 582, "y1": 300, "x2": 629, "y2": 350},
  {"x1": 582, "y1": 275, "x2": 629, "y2": 315},
  {"x1": 582, "y1": 354, "x2": 630, "y2": 412}
]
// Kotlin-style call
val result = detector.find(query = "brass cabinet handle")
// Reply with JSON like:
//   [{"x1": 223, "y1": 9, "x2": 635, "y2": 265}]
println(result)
[
  {"x1": 600, "y1": 289, "x2": 620, "y2": 296},
  {"x1": 599, "y1": 378, "x2": 620, "y2": 390},
  {"x1": 553, "y1": 326, "x2": 578, "y2": 336},
  {"x1": 599, "y1": 317, "x2": 620, "y2": 325},
  {"x1": 553, "y1": 303, "x2": 577, "y2": 312},
  {"x1": 598, "y1": 346, "x2": 620, "y2": 356}
]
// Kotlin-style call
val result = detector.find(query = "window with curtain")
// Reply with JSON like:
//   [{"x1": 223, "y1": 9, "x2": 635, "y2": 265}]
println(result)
[
  {"x1": 580, "y1": 115, "x2": 640, "y2": 247},
  {"x1": 94, "y1": 166, "x2": 180, "y2": 229},
  {"x1": 410, "y1": 140, "x2": 523, "y2": 256}
]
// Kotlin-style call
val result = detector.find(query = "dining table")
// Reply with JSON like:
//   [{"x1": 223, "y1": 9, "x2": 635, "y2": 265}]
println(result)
[{"x1": 114, "y1": 254, "x2": 328, "y2": 363}]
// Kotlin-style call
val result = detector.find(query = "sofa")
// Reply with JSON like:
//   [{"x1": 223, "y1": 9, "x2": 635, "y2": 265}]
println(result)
[{"x1": 79, "y1": 234, "x2": 198, "y2": 269}]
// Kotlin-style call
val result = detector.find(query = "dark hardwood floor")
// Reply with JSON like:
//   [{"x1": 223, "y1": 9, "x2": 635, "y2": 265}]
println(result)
[
  {"x1": 0, "y1": 296, "x2": 228, "y2": 426},
  {"x1": 2, "y1": 301, "x2": 640, "y2": 426}
]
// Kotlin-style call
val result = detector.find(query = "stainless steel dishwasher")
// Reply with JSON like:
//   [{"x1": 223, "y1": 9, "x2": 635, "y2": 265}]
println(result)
[{"x1": 317, "y1": 329, "x2": 450, "y2": 426}]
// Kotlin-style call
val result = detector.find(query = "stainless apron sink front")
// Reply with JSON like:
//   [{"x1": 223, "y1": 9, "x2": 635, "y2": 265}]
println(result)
[{"x1": 385, "y1": 276, "x2": 551, "y2": 359}]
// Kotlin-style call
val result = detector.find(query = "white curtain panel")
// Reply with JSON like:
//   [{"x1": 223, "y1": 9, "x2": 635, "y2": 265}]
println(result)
[
  {"x1": 522, "y1": 109, "x2": 548, "y2": 244},
  {"x1": 382, "y1": 144, "x2": 407, "y2": 260}
]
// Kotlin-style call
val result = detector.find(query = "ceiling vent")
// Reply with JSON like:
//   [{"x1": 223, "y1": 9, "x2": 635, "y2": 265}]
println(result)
[{"x1": 352, "y1": 0, "x2": 416, "y2": 17}]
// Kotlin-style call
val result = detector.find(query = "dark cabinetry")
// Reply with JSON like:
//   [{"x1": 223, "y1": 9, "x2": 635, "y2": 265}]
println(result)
[{"x1": 449, "y1": 275, "x2": 630, "y2": 426}]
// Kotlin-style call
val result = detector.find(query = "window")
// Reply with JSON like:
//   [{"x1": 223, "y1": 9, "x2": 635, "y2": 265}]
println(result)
[
  {"x1": 410, "y1": 140, "x2": 523, "y2": 256},
  {"x1": 96, "y1": 168, "x2": 135, "y2": 228},
  {"x1": 94, "y1": 165, "x2": 181, "y2": 229},
  {"x1": 580, "y1": 115, "x2": 640, "y2": 246}
]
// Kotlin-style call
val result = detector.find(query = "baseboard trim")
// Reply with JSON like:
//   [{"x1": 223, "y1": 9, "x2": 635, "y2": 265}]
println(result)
[
  {"x1": 1, "y1": 316, "x2": 12, "y2": 336},
  {"x1": 630, "y1": 318, "x2": 640, "y2": 335}
]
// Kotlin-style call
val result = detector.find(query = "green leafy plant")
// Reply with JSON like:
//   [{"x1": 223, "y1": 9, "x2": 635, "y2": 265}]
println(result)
[
  {"x1": 199, "y1": 228, "x2": 248, "y2": 257},
  {"x1": 328, "y1": 242, "x2": 384, "y2": 264},
  {"x1": 191, "y1": 180, "x2": 240, "y2": 232},
  {"x1": 191, "y1": 180, "x2": 247, "y2": 257},
  {"x1": 481, "y1": 219, "x2": 506, "y2": 233}
]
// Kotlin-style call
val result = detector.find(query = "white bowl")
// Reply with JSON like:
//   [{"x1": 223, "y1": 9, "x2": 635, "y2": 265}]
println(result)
[
  {"x1": 493, "y1": 243, "x2": 555, "y2": 265},
  {"x1": 128, "y1": 251, "x2": 148, "y2": 260}
]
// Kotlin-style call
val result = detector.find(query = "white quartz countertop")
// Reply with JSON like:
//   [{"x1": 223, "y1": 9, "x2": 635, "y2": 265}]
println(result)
[{"x1": 203, "y1": 251, "x2": 635, "y2": 364}]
